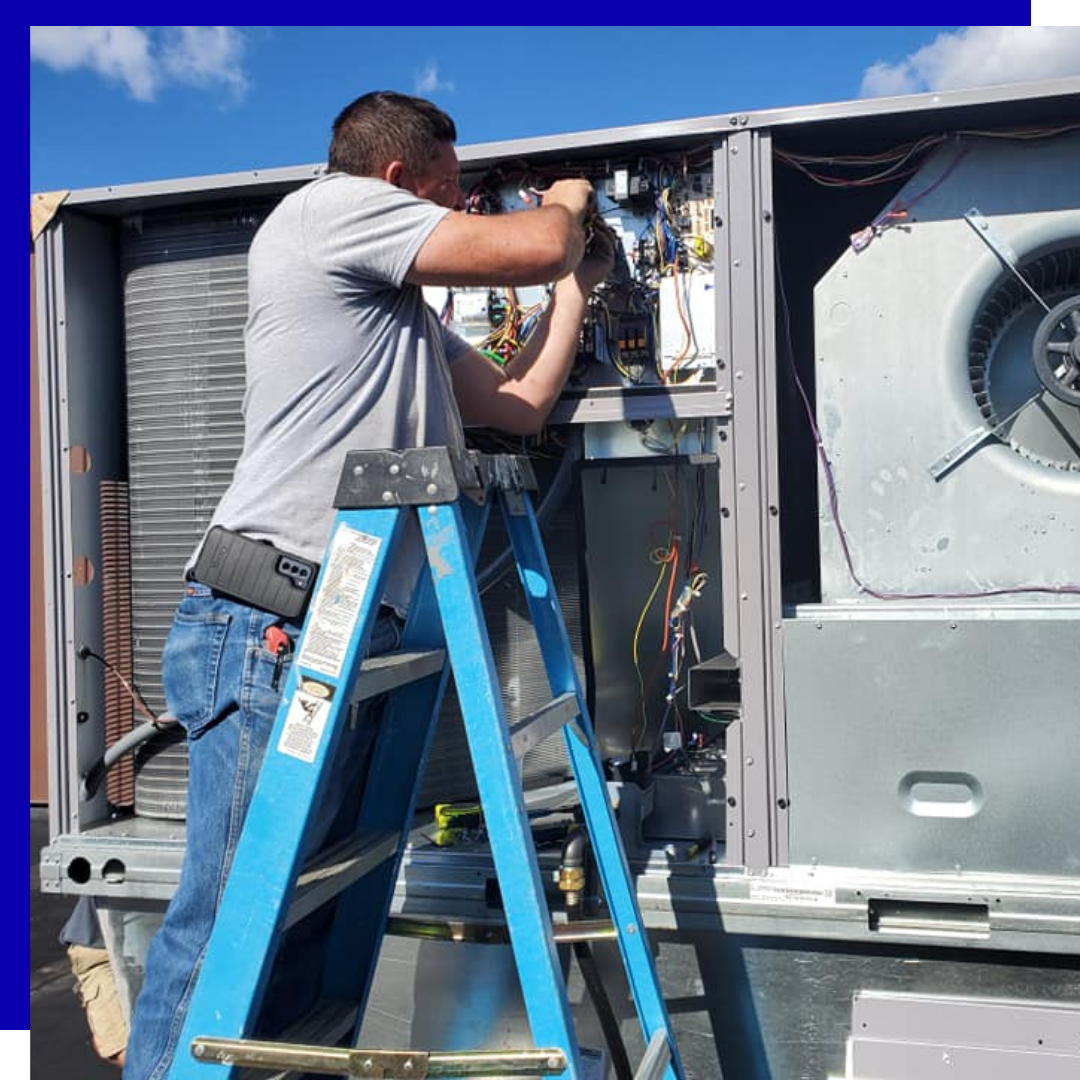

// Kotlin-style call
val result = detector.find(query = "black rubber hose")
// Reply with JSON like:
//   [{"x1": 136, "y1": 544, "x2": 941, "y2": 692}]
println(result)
[
  {"x1": 81, "y1": 718, "x2": 178, "y2": 801},
  {"x1": 573, "y1": 940, "x2": 633, "y2": 1080}
]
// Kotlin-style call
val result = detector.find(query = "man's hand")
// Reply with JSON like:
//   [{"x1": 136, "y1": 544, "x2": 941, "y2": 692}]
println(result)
[
  {"x1": 574, "y1": 216, "x2": 617, "y2": 293},
  {"x1": 541, "y1": 178, "x2": 596, "y2": 224}
]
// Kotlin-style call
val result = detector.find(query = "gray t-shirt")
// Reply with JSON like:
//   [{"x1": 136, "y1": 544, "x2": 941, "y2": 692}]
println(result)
[{"x1": 195, "y1": 172, "x2": 470, "y2": 613}]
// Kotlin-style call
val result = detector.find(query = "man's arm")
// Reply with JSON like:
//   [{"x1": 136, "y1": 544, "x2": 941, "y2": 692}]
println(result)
[
  {"x1": 405, "y1": 179, "x2": 594, "y2": 288},
  {"x1": 449, "y1": 221, "x2": 616, "y2": 435}
]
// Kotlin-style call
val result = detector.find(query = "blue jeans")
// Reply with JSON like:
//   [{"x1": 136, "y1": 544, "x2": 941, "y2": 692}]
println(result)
[{"x1": 123, "y1": 584, "x2": 401, "y2": 1080}]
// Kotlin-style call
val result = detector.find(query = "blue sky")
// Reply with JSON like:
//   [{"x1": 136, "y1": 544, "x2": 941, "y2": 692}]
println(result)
[{"x1": 30, "y1": 25, "x2": 1080, "y2": 195}]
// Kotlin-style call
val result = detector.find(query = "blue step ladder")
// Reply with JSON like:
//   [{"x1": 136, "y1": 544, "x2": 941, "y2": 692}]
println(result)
[{"x1": 169, "y1": 447, "x2": 682, "y2": 1080}]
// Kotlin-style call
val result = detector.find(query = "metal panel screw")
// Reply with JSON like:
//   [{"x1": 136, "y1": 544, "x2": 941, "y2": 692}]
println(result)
[
  {"x1": 381, "y1": 491, "x2": 393, "y2": 503},
  {"x1": 352, "y1": 464, "x2": 365, "y2": 476},
  {"x1": 389, "y1": 463, "x2": 401, "y2": 475},
  {"x1": 426, "y1": 483, "x2": 438, "y2": 496}
]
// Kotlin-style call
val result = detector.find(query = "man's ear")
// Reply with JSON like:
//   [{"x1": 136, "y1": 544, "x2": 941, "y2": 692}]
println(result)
[{"x1": 384, "y1": 160, "x2": 407, "y2": 188}]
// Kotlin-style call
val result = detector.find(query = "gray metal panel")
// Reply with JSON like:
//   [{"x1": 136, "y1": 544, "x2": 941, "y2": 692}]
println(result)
[
  {"x1": 752, "y1": 130, "x2": 790, "y2": 867},
  {"x1": 41, "y1": 808, "x2": 1080, "y2": 952},
  {"x1": 814, "y1": 134, "x2": 1080, "y2": 601},
  {"x1": 61, "y1": 162, "x2": 326, "y2": 212},
  {"x1": 37, "y1": 214, "x2": 127, "y2": 838},
  {"x1": 545, "y1": 384, "x2": 730, "y2": 426},
  {"x1": 724, "y1": 720, "x2": 745, "y2": 866},
  {"x1": 723, "y1": 128, "x2": 779, "y2": 870},
  {"x1": 579, "y1": 461, "x2": 723, "y2": 760},
  {"x1": 784, "y1": 611, "x2": 1080, "y2": 876},
  {"x1": 36, "y1": 223, "x2": 73, "y2": 841},
  {"x1": 851, "y1": 990, "x2": 1080, "y2": 1054},
  {"x1": 39, "y1": 816, "x2": 186, "y2": 900},
  {"x1": 848, "y1": 1038, "x2": 1080, "y2": 1079},
  {"x1": 361, "y1": 919, "x2": 1080, "y2": 1080}
]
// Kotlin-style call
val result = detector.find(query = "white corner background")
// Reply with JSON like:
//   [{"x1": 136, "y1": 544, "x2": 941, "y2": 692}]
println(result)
[
  {"x1": 1032, "y1": 2, "x2": 1080, "y2": 24},
  {"x1": 3, "y1": 1032, "x2": 28, "y2": 1078}
]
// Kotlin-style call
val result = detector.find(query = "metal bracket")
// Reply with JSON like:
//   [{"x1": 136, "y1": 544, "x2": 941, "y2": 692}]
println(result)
[
  {"x1": 928, "y1": 389, "x2": 1042, "y2": 481},
  {"x1": 964, "y1": 208, "x2": 1051, "y2": 315},
  {"x1": 191, "y1": 1037, "x2": 567, "y2": 1077}
]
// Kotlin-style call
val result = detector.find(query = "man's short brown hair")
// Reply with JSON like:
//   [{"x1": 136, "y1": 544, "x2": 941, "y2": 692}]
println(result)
[{"x1": 328, "y1": 91, "x2": 457, "y2": 177}]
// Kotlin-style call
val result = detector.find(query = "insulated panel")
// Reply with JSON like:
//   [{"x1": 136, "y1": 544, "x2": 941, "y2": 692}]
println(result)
[{"x1": 784, "y1": 611, "x2": 1080, "y2": 876}]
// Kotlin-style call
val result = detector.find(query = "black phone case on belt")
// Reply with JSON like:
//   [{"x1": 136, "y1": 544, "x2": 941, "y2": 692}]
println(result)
[{"x1": 191, "y1": 527, "x2": 317, "y2": 620}]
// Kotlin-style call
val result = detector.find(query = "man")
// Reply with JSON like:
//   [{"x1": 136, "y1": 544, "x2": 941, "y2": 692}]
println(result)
[{"x1": 123, "y1": 91, "x2": 613, "y2": 1080}]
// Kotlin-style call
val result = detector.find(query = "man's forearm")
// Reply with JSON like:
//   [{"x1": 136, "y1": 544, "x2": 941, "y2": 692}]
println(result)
[{"x1": 502, "y1": 277, "x2": 589, "y2": 396}]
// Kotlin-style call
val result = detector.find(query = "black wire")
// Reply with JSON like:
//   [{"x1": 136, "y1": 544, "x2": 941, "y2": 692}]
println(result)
[
  {"x1": 78, "y1": 646, "x2": 163, "y2": 725},
  {"x1": 573, "y1": 941, "x2": 633, "y2": 1080}
]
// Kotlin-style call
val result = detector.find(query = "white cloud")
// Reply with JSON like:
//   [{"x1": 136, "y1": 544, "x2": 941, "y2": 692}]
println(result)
[
  {"x1": 860, "y1": 26, "x2": 1080, "y2": 98},
  {"x1": 414, "y1": 61, "x2": 454, "y2": 96},
  {"x1": 30, "y1": 25, "x2": 249, "y2": 103},
  {"x1": 161, "y1": 27, "x2": 248, "y2": 101},
  {"x1": 30, "y1": 26, "x2": 156, "y2": 100}
]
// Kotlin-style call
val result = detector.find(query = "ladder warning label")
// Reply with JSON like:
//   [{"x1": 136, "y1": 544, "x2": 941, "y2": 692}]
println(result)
[
  {"x1": 277, "y1": 681, "x2": 335, "y2": 763},
  {"x1": 296, "y1": 526, "x2": 383, "y2": 679}
]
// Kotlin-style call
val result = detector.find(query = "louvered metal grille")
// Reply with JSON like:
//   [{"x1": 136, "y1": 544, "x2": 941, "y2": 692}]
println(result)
[{"x1": 122, "y1": 204, "x2": 269, "y2": 718}]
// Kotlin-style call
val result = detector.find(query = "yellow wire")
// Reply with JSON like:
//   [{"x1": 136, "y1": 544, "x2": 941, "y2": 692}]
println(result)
[{"x1": 632, "y1": 543, "x2": 675, "y2": 741}]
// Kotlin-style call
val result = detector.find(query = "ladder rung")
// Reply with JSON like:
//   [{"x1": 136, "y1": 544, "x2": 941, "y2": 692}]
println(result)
[
  {"x1": 352, "y1": 649, "x2": 446, "y2": 702},
  {"x1": 634, "y1": 1031, "x2": 672, "y2": 1080},
  {"x1": 509, "y1": 692, "x2": 580, "y2": 759},
  {"x1": 285, "y1": 831, "x2": 399, "y2": 930}
]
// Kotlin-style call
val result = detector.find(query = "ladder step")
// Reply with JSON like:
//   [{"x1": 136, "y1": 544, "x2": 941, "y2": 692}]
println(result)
[
  {"x1": 352, "y1": 649, "x2": 445, "y2": 702},
  {"x1": 508, "y1": 692, "x2": 580, "y2": 759},
  {"x1": 285, "y1": 831, "x2": 399, "y2": 930}
]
